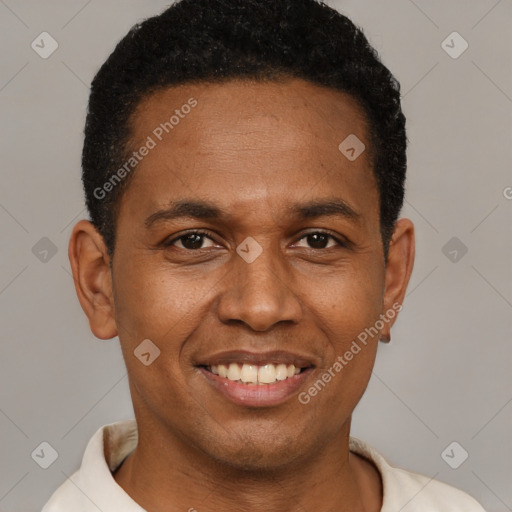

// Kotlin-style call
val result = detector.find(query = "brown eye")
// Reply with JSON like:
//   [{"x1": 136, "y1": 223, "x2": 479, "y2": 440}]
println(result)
[
  {"x1": 165, "y1": 231, "x2": 216, "y2": 250},
  {"x1": 295, "y1": 232, "x2": 344, "y2": 250}
]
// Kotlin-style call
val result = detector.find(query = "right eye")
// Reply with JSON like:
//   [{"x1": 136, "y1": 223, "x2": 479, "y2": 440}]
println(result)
[{"x1": 163, "y1": 230, "x2": 218, "y2": 250}]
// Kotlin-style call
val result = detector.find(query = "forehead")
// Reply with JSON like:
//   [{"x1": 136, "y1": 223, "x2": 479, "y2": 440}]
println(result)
[
  {"x1": 131, "y1": 78, "x2": 370, "y2": 149},
  {"x1": 121, "y1": 78, "x2": 378, "y2": 225}
]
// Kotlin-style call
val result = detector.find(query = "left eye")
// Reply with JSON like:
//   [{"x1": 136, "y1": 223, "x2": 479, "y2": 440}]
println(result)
[
  {"x1": 294, "y1": 232, "x2": 341, "y2": 249},
  {"x1": 165, "y1": 231, "x2": 343, "y2": 251}
]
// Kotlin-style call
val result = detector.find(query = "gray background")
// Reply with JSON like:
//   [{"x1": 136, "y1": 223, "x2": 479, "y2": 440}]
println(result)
[{"x1": 0, "y1": 1, "x2": 511, "y2": 511}]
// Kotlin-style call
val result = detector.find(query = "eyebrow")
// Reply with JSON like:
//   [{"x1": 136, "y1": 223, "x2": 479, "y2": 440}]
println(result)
[{"x1": 144, "y1": 198, "x2": 360, "y2": 228}]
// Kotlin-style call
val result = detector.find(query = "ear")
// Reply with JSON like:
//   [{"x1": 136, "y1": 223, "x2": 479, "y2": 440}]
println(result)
[
  {"x1": 380, "y1": 218, "x2": 415, "y2": 340},
  {"x1": 68, "y1": 220, "x2": 118, "y2": 340}
]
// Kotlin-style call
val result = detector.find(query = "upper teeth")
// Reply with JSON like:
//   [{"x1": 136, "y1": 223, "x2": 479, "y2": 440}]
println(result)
[{"x1": 209, "y1": 363, "x2": 301, "y2": 384}]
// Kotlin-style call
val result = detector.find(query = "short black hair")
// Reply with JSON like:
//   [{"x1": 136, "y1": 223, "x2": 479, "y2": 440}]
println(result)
[{"x1": 82, "y1": 0, "x2": 406, "y2": 257}]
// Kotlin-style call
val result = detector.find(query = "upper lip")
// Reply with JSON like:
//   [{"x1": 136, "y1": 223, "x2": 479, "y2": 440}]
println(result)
[{"x1": 195, "y1": 350, "x2": 317, "y2": 369}]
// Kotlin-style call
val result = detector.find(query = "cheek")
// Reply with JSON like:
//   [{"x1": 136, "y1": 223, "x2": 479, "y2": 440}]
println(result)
[
  {"x1": 112, "y1": 258, "x2": 211, "y2": 347},
  {"x1": 301, "y1": 271, "x2": 382, "y2": 423},
  {"x1": 310, "y1": 258, "x2": 385, "y2": 347},
  {"x1": 111, "y1": 262, "x2": 204, "y2": 411}
]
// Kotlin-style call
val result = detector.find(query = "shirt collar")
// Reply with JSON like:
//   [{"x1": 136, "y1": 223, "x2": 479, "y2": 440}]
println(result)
[
  {"x1": 76, "y1": 419, "x2": 399, "y2": 511},
  {"x1": 77, "y1": 419, "x2": 143, "y2": 511}
]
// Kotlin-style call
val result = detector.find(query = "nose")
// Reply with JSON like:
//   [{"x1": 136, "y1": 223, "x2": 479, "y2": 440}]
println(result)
[{"x1": 216, "y1": 242, "x2": 303, "y2": 331}]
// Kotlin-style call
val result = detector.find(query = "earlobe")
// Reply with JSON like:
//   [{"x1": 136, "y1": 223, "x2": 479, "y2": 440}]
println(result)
[
  {"x1": 68, "y1": 220, "x2": 118, "y2": 340},
  {"x1": 380, "y1": 218, "x2": 415, "y2": 341}
]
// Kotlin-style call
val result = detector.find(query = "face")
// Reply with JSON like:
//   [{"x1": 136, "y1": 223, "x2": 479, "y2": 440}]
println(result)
[{"x1": 71, "y1": 78, "x2": 414, "y2": 471}]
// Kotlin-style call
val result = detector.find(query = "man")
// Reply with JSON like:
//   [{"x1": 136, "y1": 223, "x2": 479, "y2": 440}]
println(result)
[{"x1": 42, "y1": 0, "x2": 486, "y2": 510}]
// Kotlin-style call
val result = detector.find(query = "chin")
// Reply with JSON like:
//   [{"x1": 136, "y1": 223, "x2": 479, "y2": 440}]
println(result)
[{"x1": 200, "y1": 431, "x2": 307, "y2": 473}]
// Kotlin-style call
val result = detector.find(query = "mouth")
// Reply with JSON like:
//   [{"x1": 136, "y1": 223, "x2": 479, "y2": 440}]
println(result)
[
  {"x1": 202, "y1": 362, "x2": 308, "y2": 385},
  {"x1": 195, "y1": 351, "x2": 316, "y2": 407}
]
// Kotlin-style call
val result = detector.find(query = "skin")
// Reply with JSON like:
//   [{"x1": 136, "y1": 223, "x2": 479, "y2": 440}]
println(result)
[{"x1": 69, "y1": 78, "x2": 415, "y2": 512}]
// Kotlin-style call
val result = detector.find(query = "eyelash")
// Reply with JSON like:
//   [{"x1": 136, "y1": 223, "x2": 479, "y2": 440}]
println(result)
[{"x1": 163, "y1": 230, "x2": 348, "y2": 251}]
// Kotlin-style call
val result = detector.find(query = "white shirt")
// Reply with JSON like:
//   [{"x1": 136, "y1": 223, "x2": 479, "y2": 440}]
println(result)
[{"x1": 42, "y1": 419, "x2": 485, "y2": 511}]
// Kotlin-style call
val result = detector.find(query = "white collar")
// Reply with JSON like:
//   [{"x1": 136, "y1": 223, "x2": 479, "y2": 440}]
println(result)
[{"x1": 43, "y1": 419, "x2": 485, "y2": 511}]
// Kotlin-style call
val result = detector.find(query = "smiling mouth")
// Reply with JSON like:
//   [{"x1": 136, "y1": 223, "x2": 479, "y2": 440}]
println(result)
[{"x1": 201, "y1": 363, "x2": 310, "y2": 385}]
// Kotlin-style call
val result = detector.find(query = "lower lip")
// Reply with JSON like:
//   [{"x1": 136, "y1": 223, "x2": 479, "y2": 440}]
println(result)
[{"x1": 198, "y1": 367, "x2": 314, "y2": 407}]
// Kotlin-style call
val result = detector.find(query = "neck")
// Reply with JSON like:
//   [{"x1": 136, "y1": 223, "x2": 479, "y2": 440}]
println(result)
[{"x1": 113, "y1": 420, "x2": 382, "y2": 512}]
